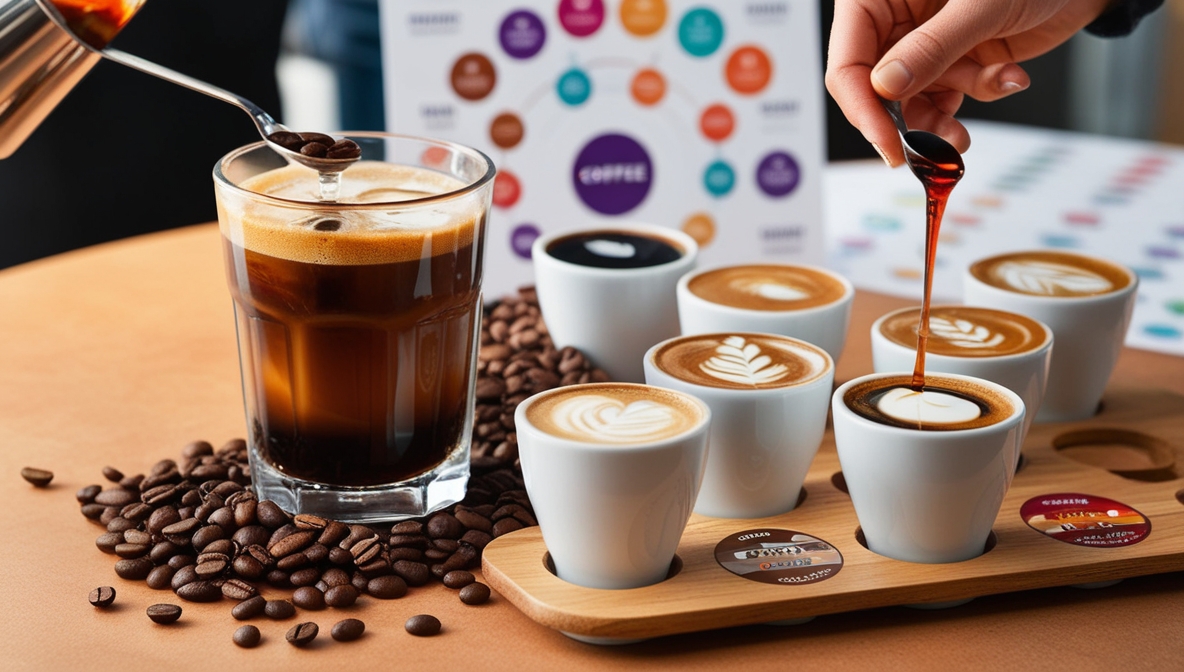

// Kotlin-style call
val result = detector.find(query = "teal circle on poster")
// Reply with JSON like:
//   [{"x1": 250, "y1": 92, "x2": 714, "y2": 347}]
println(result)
[
  {"x1": 557, "y1": 68, "x2": 592, "y2": 106},
  {"x1": 678, "y1": 8, "x2": 724, "y2": 58},
  {"x1": 704, "y1": 160, "x2": 735, "y2": 197}
]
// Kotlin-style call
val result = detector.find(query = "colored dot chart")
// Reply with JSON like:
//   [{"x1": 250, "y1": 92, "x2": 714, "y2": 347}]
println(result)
[
  {"x1": 825, "y1": 120, "x2": 1184, "y2": 357},
  {"x1": 381, "y1": 0, "x2": 826, "y2": 297}
]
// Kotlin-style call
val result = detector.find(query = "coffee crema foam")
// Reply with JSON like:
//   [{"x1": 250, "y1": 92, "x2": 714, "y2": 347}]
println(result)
[
  {"x1": 653, "y1": 334, "x2": 829, "y2": 390},
  {"x1": 880, "y1": 306, "x2": 1047, "y2": 357},
  {"x1": 970, "y1": 251, "x2": 1131, "y2": 298},
  {"x1": 221, "y1": 161, "x2": 481, "y2": 266},
  {"x1": 687, "y1": 265, "x2": 847, "y2": 311},
  {"x1": 843, "y1": 375, "x2": 1014, "y2": 431},
  {"x1": 524, "y1": 384, "x2": 705, "y2": 444}
]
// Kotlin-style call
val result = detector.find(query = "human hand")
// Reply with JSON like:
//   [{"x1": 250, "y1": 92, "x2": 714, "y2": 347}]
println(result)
[{"x1": 825, "y1": 0, "x2": 1114, "y2": 167}]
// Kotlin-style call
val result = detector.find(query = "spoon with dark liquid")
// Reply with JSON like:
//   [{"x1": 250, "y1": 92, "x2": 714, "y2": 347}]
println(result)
[
  {"x1": 99, "y1": 47, "x2": 361, "y2": 179},
  {"x1": 879, "y1": 97, "x2": 966, "y2": 391}
]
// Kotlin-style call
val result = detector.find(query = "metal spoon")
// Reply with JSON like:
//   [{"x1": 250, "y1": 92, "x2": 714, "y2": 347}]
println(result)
[
  {"x1": 879, "y1": 97, "x2": 964, "y2": 182},
  {"x1": 100, "y1": 47, "x2": 360, "y2": 175}
]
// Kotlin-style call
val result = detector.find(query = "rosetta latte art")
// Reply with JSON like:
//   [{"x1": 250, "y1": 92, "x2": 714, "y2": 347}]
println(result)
[
  {"x1": 995, "y1": 260, "x2": 1112, "y2": 296},
  {"x1": 699, "y1": 336, "x2": 790, "y2": 386},
  {"x1": 929, "y1": 317, "x2": 1004, "y2": 349},
  {"x1": 549, "y1": 395, "x2": 678, "y2": 443}
]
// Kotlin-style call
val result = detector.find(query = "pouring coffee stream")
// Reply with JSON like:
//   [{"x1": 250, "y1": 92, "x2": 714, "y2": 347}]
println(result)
[{"x1": 878, "y1": 97, "x2": 966, "y2": 391}]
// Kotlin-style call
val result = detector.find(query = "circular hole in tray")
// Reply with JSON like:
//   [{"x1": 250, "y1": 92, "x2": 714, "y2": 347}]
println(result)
[
  {"x1": 855, "y1": 527, "x2": 998, "y2": 559},
  {"x1": 1052, "y1": 428, "x2": 1177, "y2": 482},
  {"x1": 543, "y1": 552, "x2": 683, "y2": 584},
  {"x1": 830, "y1": 471, "x2": 848, "y2": 495}
]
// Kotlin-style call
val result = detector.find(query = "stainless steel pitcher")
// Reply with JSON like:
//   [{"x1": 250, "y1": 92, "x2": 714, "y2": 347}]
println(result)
[{"x1": 0, "y1": 0, "x2": 102, "y2": 159}]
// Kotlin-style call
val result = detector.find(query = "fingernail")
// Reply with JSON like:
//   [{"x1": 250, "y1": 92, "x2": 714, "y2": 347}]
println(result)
[
  {"x1": 870, "y1": 142, "x2": 894, "y2": 168},
  {"x1": 999, "y1": 79, "x2": 1028, "y2": 93},
  {"x1": 873, "y1": 60, "x2": 913, "y2": 96}
]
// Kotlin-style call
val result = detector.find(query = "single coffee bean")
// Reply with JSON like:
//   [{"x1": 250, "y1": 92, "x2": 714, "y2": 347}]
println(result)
[
  {"x1": 264, "y1": 599, "x2": 296, "y2": 619},
  {"x1": 221, "y1": 578, "x2": 258, "y2": 601},
  {"x1": 267, "y1": 131, "x2": 304, "y2": 150},
  {"x1": 76, "y1": 484, "x2": 102, "y2": 504},
  {"x1": 491, "y1": 517, "x2": 524, "y2": 537},
  {"x1": 331, "y1": 618, "x2": 366, "y2": 642},
  {"x1": 146, "y1": 565, "x2": 176, "y2": 590},
  {"x1": 147, "y1": 506, "x2": 180, "y2": 535},
  {"x1": 190, "y1": 524, "x2": 225, "y2": 551},
  {"x1": 460, "y1": 529, "x2": 492, "y2": 550},
  {"x1": 328, "y1": 547, "x2": 353, "y2": 565},
  {"x1": 114, "y1": 557, "x2": 153, "y2": 581},
  {"x1": 392, "y1": 560, "x2": 431, "y2": 587},
  {"x1": 425, "y1": 547, "x2": 450, "y2": 561},
  {"x1": 388, "y1": 547, "x2": 423, "y2": 563},
  {"x1": 233, "y1": 554, "x2": 265, "y2": 581},
  {"x1": 114, "y1": 543, "x2": 150, "y2": 559},
  {"x1": 171, "y1": 565, "x2": 198, "y2": 591},
  {"x1": 318, "y1": 521, "x2": 350, "y2": 546},
  {"x1": 405, "y1": 614, "x2": 441, "y2": 637},
  {"x1": 441, "y1": 543, "x2": 478, "y2": 573},
  {"x1": 459, "y1": 582, "x2": 492, "y2": 605},
  {"x1": 388, "y1": 534, "x2": 428, "y2": 550},
  {"x1": 290, "y1": 567, "x2": 321, "y2": 587},
  {"x1": 233, "y1": 500, "x2": 258, "y2": 528},
  {"x1": 294, "y1": 513, "x2": 328, "y2": 530},
  {"x1": 453, "y1": 509, "x2": 492, "y2": 533},
  {"x1": 304, "y1": 543, "x2": 329, "y2": 564},
  {"x1": 300, "y1": 142, "x2": 328, "y2": 158},
  {"x1": 324, "y1": 584, "x2": 359, "y2": 608},
  {"x1": 175, "y1": 580, "x2": 222, "y2": 602},
  {"x1": 88, "y1": 586, "x2": 116, "y2": 608},
  {"x1": 20, "y1": 467, "x2": 54, "y2": 487},
  {"x1": 266, "y1": 570, "x2": 291, "y2": 587},
  {"x1": 326, "y1": 139, "x2": 362, "y2": 160},
  {"x1": 146, "y1": 603, "x2": 182, "y2": 624},
  {"x1": 95, "y1": 488, "x2": 137, "y2": 508},
  {"x1": 232, "y1": 595, "x2": 267, "y2": 620},
  {"x1": 286, "y1": 621, "x2": 319, "y2": 647},
  {"x1": 442, "y1": 570, "x2": 475, "y2": 589},
  {"x1": 268, "y1": 524, "x2": 299, "y2": 549},
  {"x1": 349, "y1": 537, "x2": 381, "y2": 564},
  {"x1": 162, "y1": 517, "x2": 201, "y2": 538},
  {"x1": 122, "y1": 529, "x2": 152, "y2": 546},
  {"x1": 321, "y1": 568, "x2": 350, "y2": 588},
  {"x1": 427, "y1": 513, "x2": 464, "y2": 539},
  {"x1": 366, "y1": 575, "x2": 407, "y2": 599},
  {"x1": 167, "y1": 555, "x2": 195, "y2": 571},
  {"x1": 292, "y1": 586, "x2": 326, "y2": 610},
  {"x1": 233, "y1": 525, "x2": 271, "y2": 549},
  {"x1": 256, "y1": 500, "x2": 289, "y2": 529},
  {"x1": 101, "y1": 466, "x2": 124, "y2": 483},
  {"x1": 195, "y1": 557, "x2": 229, "y2": 578},
  {"x1": 233, "y1": 624, "x2": 261, "y2": 648},
  {"x1": 80, "y1": 503, "x2": 106, "y2": 521},
  {"x1": 95, "y1": 531, "x2": 123, "y2": 554},
  {"x1": 106, "y1": 516, "x2": 137, "y2": 533},
  {"x1": 390, "y1": 521, "x2": 423, "y2": 536},
  {"x1": 202, "y1": 539, "x2": 235, "y2": 557},
  {"x1": 207, "y1": 506, "x2": 235, "y2": 530}
]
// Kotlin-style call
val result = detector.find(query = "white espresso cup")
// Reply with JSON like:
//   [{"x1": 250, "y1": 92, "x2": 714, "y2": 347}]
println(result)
[
  {"x1": 963, "y1": 250, "x2": 1137, "y2": 422},
  {"x1": 533, "y1": 223, "x2": 698, "y2": 383},
  {"x1": 872, "y1": 304, "x2": 1052, "y2": 451},
  {"x1": 676, "y1": 264, "x2": 854, "y2": 362},
  {"x1": 515, "y1": 382, "x2": 710, "y2": 589},
  {"x1": 832, "y1": 372, "x2": 1025, "y2": 564},
  {"x1": 645, "y1": 332, "x2": 834, "y2": 518}
]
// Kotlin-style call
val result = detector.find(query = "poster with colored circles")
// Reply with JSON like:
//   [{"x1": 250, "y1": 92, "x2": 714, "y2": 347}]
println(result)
[
  {"x1": 380, "y1": 0, "x2": 826, "y2": 298},
  {"x1": 825, "y1": 120, "x2": 1184, "y2": 357}
]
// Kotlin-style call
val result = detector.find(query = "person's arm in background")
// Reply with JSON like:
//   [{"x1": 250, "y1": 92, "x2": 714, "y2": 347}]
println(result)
[{"x1": 824, "y1": 0, "x2": 1165, "y2": 167}]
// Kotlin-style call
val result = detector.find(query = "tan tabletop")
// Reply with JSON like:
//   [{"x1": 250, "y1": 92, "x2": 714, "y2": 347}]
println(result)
[{"x1": 2, "y1": 223, "x2": 1183, "y2": 670}]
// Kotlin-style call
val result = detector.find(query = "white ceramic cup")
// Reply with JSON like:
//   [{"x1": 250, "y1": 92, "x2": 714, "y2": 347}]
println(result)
[
  {"x1": 644, "y1": 333, "x2": 834, "y2": 518},
  {"x1": 515, "y1": 382, "x2": 710, "y2": 589},
  {"x1": 676, "y1": 264, "x2": 854, "y2": 363},
  {"x1": 963, "y1": 250, "x2": 1137, "y2": 422},
  {"x1": 871, "y1": 304, "x2": 1052, "y2": 452},
  {"x1": 532, "y1": 223, "x2": 698, "y2": 383},
  {"x1": 832, "y1": 372, "x2": 1025, "y2": 564}
]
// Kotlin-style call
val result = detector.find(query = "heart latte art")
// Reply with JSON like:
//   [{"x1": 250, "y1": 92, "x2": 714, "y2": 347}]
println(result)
[{"x1": 523, "y1": 384, "x2": 705, "y2": 444}]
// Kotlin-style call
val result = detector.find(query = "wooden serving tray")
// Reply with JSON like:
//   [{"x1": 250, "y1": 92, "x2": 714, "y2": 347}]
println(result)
[{"x1": 482, "y1": 382, "x2": 1184, "y2": 642}]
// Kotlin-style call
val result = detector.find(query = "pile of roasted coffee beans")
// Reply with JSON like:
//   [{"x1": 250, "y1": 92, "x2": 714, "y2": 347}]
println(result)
[
  {"x1": 473, "y1": 286, "x2": 610, "y2": 463},
  {"x1": 60, "y1": 288, "x2": 589, "y2": 645}
]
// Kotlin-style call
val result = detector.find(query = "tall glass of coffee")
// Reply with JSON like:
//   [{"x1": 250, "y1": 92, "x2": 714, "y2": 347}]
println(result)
[{"x1": 214, "y1": 134, "x2": 495, "y2": 522}]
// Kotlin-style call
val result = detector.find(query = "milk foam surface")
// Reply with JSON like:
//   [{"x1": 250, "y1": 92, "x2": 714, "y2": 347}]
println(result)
[
  {"x1": 880, "y1": 306, "x2": 1047, "y2": 357},
  {"x1": 875, "y1": 388, "x2": 982, "y2": 426},
  {"x1": 654, "y1": 334, "x2": 829, "y2": 390},
  {"x1": 221, "y1": 161, "x2": 481, "y2": 265},
  {"x1": 994, "y1": 260, "x2": 1112, "y2": 296},
  {"x1": 525, "y1": 385, "x2": 704, "y2": 444},
  {"x1": 687, "y1": 265, "x2": 846, "y2": 311}
]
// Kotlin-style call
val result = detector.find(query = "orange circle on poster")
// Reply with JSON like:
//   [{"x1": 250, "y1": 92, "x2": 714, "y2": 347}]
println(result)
[
  {"x1": 420, "y1": 146, "x2": 450, "y2": 168},
  {"x1": 490, "y1": 112, "x2": 525, "y2": 149},
  {"x1": 630, "y1": 68, "x2": 666, "y2": 106},
  {"x1": 682, "y1": 212, "x2": 716, "y2": 248},
  {"x1": 725, "y1": 45, "x2": 772, "y2": 95},
  {"x1": 493, "y1": 170, "x2": 522, "y2": 208},
  {"x1": 451, "y1": 52, "x2": 497, "y2": 101},
  {"x1": 620, "y1": 0, "x2": 667, "y2": 37},
  {"x1": 699, "y1": 103, "x2": 735, "y2": 142}
]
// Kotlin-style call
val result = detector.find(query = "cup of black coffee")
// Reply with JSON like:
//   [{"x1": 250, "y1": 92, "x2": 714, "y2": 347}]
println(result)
[
  {"x1": 213, "y1": 133, "x2": 495, "y2": 522},
  {"x1": 532, "y1": 224, "x2": 698, "y2": 383},
  {"x1": 832, "y1": 372, "x2": 1025, "y2": 563}
]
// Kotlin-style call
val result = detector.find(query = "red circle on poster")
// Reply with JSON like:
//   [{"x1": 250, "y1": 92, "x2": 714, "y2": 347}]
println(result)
[
  {"x1": 1020, "y1": 493, "x2": 1150, "y2": 548},
  {"x1": 699, "y1": 103, "x2": 735, "y2": 142},
  {"x1": 493, "y1": 170, "x2": 522, "y2": 208}
]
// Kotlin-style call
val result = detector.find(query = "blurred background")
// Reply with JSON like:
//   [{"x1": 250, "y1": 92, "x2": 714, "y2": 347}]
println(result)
[{"x1": 0, "y1": 0, "x2": 1180, "y2": 269}]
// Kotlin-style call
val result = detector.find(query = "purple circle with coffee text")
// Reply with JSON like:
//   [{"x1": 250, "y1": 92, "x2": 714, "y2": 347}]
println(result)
[
  {"x1": 558, "y1": 0, "x2": 605, "y2": 37},
  {"x1": 500, "y1": 10, "x2": 546, "y2": 59},
  {"x1": 756, "y1": 151, "x2": 801, "y2": 198},
  {"x1": 511, "y1": 223, "x2": 541, "y2": 259},
  {"x1": 572, "y1": 133, "x2": 654, "y2": 216}
]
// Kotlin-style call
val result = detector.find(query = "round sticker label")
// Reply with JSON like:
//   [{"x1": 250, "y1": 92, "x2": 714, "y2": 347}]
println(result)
[
  {"x1": 715, "y1": 529, "x2": 842, "y2": 585},
  {"x1": 572, "y1": 133, "x2": 653, "y2": 215},
  {"x1": 1020, "y1": 493, "x2": 1151, "y2": 548}
]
